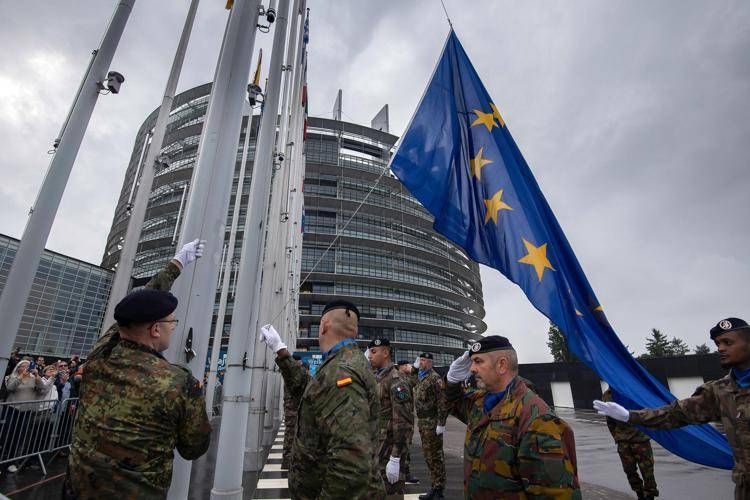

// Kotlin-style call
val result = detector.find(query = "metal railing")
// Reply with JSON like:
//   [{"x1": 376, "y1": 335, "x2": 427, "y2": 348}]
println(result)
[{"x1": 0, "y1": 398, "x2": 78, "y2": 475}]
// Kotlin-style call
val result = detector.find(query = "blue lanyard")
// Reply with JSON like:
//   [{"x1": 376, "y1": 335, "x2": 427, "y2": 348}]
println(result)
[{"x1": 322, "y1": 338, "x2": 357, "y2": 361}]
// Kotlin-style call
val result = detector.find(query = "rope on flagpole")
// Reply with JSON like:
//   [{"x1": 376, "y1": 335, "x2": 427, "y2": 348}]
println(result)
[{"x1": 439, "y1": 0, "x2": 453, "y2": 29}]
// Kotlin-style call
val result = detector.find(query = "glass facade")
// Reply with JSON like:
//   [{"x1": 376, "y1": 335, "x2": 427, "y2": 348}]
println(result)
[
  {"x1": 101, "y1": 85, "x2": 486, "y2": 366},
  {"x1": 0, "y1": 234, "x2": 113, "y2": 358},
  {"x1": 299, "y1": 117, "x2": 486, "y2": 364}
]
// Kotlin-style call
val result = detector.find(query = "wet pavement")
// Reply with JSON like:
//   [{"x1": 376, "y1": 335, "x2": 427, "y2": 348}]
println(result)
[{"x1": 0, "y1": 409, "x2": 735, "y2": 498}]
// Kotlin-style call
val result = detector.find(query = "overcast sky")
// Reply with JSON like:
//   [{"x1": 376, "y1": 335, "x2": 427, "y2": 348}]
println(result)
[{"x1": 1, "y1": 1, "x2": 748, "y2": 362}]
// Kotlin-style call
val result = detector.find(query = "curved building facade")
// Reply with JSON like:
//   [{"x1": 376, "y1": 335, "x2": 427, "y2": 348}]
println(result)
[
  {"x1": 102, "y1": 84, "x2": 486, "y2": 367},
  {"x1": 300, "y1": 117, "x2": 486, "y2": 365}
]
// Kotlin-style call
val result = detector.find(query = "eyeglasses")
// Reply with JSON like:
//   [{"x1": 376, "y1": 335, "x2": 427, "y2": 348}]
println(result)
[{"x1": 156, "y1": 319, "x2": 179, "y2": 326}]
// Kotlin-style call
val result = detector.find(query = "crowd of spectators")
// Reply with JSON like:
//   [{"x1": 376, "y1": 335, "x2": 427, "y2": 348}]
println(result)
[{"x1": 0, "y1": 348, "x2": 82, "y2": 473}]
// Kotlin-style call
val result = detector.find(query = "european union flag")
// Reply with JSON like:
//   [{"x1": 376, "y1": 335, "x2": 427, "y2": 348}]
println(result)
[{"x1": 390, "y1": 30, "x2": 732, "y2": 469}]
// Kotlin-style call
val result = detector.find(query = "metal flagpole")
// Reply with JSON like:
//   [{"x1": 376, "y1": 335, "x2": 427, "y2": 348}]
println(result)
[
  {"x1": 102, "y1": 0, "x2": 200, "y2": 331},
  {"x1": 0, "y1": 0, "x2": 136, "y2": 377},
  {"x1": 204, "y1": 105, "x2": 253, "y2": 414},
  {"x1": 210, "y1": 0, "x2": 292, "y2": 495},
  {"x1": 252, "y1": 0, "x2": 303, "y2": 453},
  {"x1": 164, "y1": 1, "x2": 261, "y2": 497}
]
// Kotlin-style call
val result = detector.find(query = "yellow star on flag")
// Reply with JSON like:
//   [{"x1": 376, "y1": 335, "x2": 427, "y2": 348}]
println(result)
[
  {"x1": 470, "y1": 147, "x2": 493, "y2": 179},
  {"x1": 575, "y1": 309, "x2": 584, "y2": 317},
  {"x1": 594, "y1": 305, "x2": 604, "y2": 312},
  {"x1": 490, "y1": 102, "x2": 506, "y2": 128},
  {"x1": 517, "y1": 239, "x2": 555, "y2": 282},
  {"x1": 483, "y1": 189, "x2": 513, "y2": 224},
  {"x1": 471, "y1": 109, "x2": 498, "y2": 132}
]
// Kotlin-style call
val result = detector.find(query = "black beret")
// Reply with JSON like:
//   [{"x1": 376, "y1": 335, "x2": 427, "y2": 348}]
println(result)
[
  {"x1": 321, "y1": 300, "x2": 360, "y2": 320},
  {"x1": 469, "y1": 335, "x2": 514, "y2": 354},
  {"x1": 292, "y1": 353, "x2": 302, "y2": 361},
  {"x1": 368, "y1": 338, "x2": 390, "y2": 348},
  {"x1": 396, "y1": 359, "x2": 411, "y2": 366},
  {"x1": 710, "y1": 317, "x2": 750, "y2": 340},
  {"x1": 114, "y1": 289, "x2": 178, "y2": 326},
  {"x1": 419, "y1": 352, "x2": 433, "y2": 359}
]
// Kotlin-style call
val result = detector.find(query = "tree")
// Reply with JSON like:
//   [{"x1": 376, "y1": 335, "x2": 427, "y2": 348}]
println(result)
[
  {"x1": 644, "y1": 328, "x2": 671, "y2": 358},
  {"x1": 547, "y1": 323, "x2": 578, "y2": 362},
  {"x1": 694, "y1": 343, "x2": 711, "y2": 355},
  {"x1": 668, "y1": 337, "x2": 690, "y2": 356}
]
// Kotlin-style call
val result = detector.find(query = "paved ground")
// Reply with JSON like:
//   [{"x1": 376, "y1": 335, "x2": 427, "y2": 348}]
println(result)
[{"x1": 0, "y1": 409, "x2": 735, "y2": 498}]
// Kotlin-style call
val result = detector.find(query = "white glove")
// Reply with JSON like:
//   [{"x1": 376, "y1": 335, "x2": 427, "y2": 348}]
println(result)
[
  {"x1": 447, "y1": 351, "x2": 472, "y2": 383},
  {"x1": 413, "y1": 356, "x2": 420, "y2": 369},
  {"x1": 593, "y1": 400, "x2": 630, "y2": 422},
  {"x1": 385, "y1": 456, "x2": 400, "y2": 484},
  {"x1": 435, "y1": 425, "x2": 445, "y2": 435},
  {"x1": 173, "y1": 239, "x2": 206, "y2": 268},
  {"x1": 259, "y1": 324, "x2": 287, "y2": 353},
  {"x1": 364, "y1": 348, "x2": 372, "y2": 361}
]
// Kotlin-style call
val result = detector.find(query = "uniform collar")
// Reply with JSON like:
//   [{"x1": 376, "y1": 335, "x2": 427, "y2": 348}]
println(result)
[
  {"x1": 376, "y1": 362, "x2": 395, "y2": 378},
  {"x1": 418, "y1": 368, "x2": 431, "y2": 380},
  {"x1": 322, "y1": 338, "x2": 357, "y2": 361},
  {"x1": 732, "y1": 366, "x2": 750, "y2": 389},
  {"x1": 119, "y1": 338, "x2": 164, "y2": 359}
]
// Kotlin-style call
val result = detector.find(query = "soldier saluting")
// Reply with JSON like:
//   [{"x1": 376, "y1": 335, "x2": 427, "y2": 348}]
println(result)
[
  {"x1": 446, "y1": 335, "x2": 581, "y2": 499},
  {"x1": 260, "y1": 300, "x2": 384, "y2": 499},
  {"x1": 595, "y1": 317, "x2": 750, "y2": 500},
  {"x1": 64, "y1": 239, "x2": 211, "y2": 499}
]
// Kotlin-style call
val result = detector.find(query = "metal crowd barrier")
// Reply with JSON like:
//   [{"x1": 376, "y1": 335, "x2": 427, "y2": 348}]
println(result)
[{"x1": 0, "y1": 397, "x2": 78, "y2": 475}]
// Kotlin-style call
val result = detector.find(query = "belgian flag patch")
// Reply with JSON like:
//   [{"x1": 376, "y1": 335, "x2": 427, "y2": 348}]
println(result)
[{"x1": 336, "y1": 377, "x2": 353, "y2": 388}]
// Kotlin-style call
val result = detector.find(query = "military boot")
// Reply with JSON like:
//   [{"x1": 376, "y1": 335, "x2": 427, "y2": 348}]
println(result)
[{"x1": 418, "y1": 488, "x2": 444, "y2": 499}]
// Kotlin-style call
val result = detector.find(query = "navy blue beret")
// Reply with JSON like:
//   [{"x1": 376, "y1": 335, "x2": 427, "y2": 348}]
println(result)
[
  {"x1": 396, "y1": 359, "x2": 411, "y2": 366},
  {"x1": 321, "y1": 300, "x2": 360, "y2": 320},
  {"x1": 419, "y1": 352, "x2": 433, "y2": 359},
  {"x1": 368, "y1": 338, "x2": 390, "y2": 348},
  {"x1": 469, "y1": 335, "x2": 514, "y2": 354},
  {"x1": 114, "y1": 289, "x2": 178, "y2": 326},
  {"x1": 710, "y1": 317, "x2": 750, "y2": 339}
]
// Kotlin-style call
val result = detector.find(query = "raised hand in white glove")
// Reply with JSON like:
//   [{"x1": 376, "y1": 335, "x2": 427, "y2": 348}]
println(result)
[
  {"x1": 259, "y1": 324, "x2": 287, "y2": 354},
  {"x1": 385, "y1": 456, "x2": 400, "y2": 484},
  {"x1": 173, "y1": 239, "x2": 207, "y2": 268},
  {"x1": 364, "y1": 348, "x2": 372, "y2": 361},
  {"x1": 447, "y1": 351, "x2": 472, "y2": 384},
  {"x1": 413, "y1": 356, "x2": 421, "y2": 369},
  {"x1": 436, "y1": 425, "x2": 446, "y2": 435},
  {"x1": 593, "y1": 400, "x2": 630, "y2": 422}
]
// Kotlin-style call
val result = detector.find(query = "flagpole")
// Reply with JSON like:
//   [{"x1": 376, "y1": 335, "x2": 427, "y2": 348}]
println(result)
[
  {"x1": 0, "y1": 0, "x2": 136, "y2": 378},
  {"x1": 102, "y1": 0, "x2": 200, "y2": 331},
  {"x1": 163, "y1": 1, "x2": 261, "y2": 497},
  {"x1": 210, "y1": 0, "x2": 293, "y2": 495}
]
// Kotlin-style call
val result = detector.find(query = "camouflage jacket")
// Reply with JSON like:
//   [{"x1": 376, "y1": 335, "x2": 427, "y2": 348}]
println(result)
[
  {"x1": 447, "y1": 377, "x2": 581, "y2": 500},
  {"x1": 277, "y1": 343, "x2": 385, "y2": 499},
  {"x1": 69, "y1": 261, "x2": 211, "y2": 499},
  {"x1": 283, "y1": 361, "x2": 310, "y2": 418},
  {"x1": 602, "y1": 389, "x2": 649, "y2": 443},
  {"x1": 414, "y1": 368, "x2": 448, "y2": 425},
  {"x1": 629, "y1": 373, "x2": 750, "y2": 480},
  {"x1": 375, "y1": 363, "x2": 414, "y2": 458}
]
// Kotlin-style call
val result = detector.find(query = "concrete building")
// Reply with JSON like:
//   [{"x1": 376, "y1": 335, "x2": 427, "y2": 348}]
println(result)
[{"x1": 0, "y1": 233, "x2": 112, "y2": 358}]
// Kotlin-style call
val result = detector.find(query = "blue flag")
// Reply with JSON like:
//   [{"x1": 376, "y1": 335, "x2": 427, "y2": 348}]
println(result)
[{"x1": 390, "y1": 30, "x2": 732, "y2": 469}]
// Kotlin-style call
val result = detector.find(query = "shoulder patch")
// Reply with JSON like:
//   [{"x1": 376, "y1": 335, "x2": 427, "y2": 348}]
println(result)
[{"x1": 337, "y1": 377, "x2": 353, "y2": 388}]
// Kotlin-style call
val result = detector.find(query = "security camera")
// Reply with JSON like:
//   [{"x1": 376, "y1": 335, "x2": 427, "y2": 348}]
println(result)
[
  {"x1": 247, "y1": 83, "x2": 262, "y2": 106},
  {"x1": 266, "y1": 7, "x2": 276, "y2": 23},
  {"x1": 105, "y1": 71, "x2": 125, "y2": 94}
]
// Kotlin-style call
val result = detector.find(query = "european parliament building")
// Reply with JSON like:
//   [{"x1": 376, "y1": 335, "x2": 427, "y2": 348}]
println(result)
[{"x1": 101, "y1": 83, "x2": 486, "y2": 365}]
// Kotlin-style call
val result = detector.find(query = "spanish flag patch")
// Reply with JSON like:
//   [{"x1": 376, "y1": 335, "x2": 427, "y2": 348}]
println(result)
[{"x1": 336, "y1": 377, "x2": 353, "y2": 388}]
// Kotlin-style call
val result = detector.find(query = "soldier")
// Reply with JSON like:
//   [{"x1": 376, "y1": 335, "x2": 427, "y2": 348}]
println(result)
[
  {"x1": 602, "y1": 388, "x2": 658, "y2": 499},
  {"x1": 368, "y1": 339, "x2": 414, "y2": 498},
  {"x1": 259, "y1": 300, "x2": 384, "y2": 499},
  {"x1": 281, "y1": 354, "x2": 310, "y2": 470},
  {"x1": 64, "y1": 239, "x2": 212, "y2": 500},
  {"x1": 396, "y1": 359, "x2": 419, "y2": 485},
  {"x1": 411, "y1": 352, "x2": 448, "y2": 500},
  {"x1": 446, "y1": 335, "x2": 581, "y2": 499},
  {"x1": 594, "y1": 317, "x2": 750, "y2": 500}
]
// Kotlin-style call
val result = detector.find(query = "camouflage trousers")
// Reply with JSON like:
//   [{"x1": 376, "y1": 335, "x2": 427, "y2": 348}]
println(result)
[
  {"x1": 616, "y1": 440, "x2": 658, "y2": 498},
  {"x1": 379, "y1": 439, "x2": 406, "y2": 497},
  {"x1": 282, "y1": 411, "x2": 297, "y2": 469},
  {"x1": 733, "y1": 471, "x2": 749, "y2": 500},
  {"x1": 401, "y1": 426, "x2": 414, "y2": 476},
  {"x1": 418, "y1": 418, "x2": 446, "y2": 489}
]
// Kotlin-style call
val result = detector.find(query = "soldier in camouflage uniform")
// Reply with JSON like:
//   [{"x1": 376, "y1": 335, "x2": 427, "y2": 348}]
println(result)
[
  {"x1": 602, "y1": 388, "x2": 658, "y2": 499},
  {"x1": 595, "y1": 317, "x2": 750, "y2": 500},
  {"x1": 446, "y1": 336, "x2": 581, "y2": 500},
  {"x1": 64, "y1": 239, "x2": 211, "y2": 500},
  {"x1": 282, "y1": 355, "x2": 310, "y2": 470},
  {"x1": 396, "y1": 359, "x2": 419, "y2": 485},
  {"x1": 369, "y1": 338, "x2": 414, "y2": 498},
  {"x1": 412, "y1": 352, "x2": 448, "y2": 500},
  {"x1": 260, "y1": 300, "x2": 384, "y2": 499}
]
